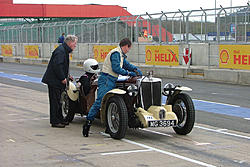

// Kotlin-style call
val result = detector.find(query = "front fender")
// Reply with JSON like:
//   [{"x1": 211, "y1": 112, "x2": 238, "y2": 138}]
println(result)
[
  {"x1": 100, "y1": 89, "x2": 126, "y2": 123},
  {"x1": 166, "y1": 86, "x2": 192, "y2": 104},
  {"x1": 175, "y1": 86, "x2": 192, "y2": 91}
]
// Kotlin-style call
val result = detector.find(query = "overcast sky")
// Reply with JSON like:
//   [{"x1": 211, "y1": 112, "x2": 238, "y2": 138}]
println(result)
[{"x1": 13, "y1": 0, "x2": 249, "y2": 15}]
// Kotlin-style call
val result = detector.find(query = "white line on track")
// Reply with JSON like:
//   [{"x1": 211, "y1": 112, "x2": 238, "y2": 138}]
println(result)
[
  {"x1": 13, "y1": 73, "x2": 27, "y2": 76},
  {"x1": 193, "y1": 99, "x2": 240, "y2": 107},
  {"x1": 139, "y1": 128, "x2": 173, "y2": 137},
  {"x1": 11, "y1": 78, "x2": 28, "y2": 82},
  {"x1": 195, "y1": 125, "x2": 250, "y2": 140},
  {"x1": 140, "y1": 128, "x2": 210, "y2": 145},
  {"x1": 7, "y1": 113, "x2": 19, "y2": 116},
  {"x1": 101, "y1": 149, "x2": 152, "y2": 155},
  {"x1": 244, "y1": 118, "x2": 250, "y2": 120},
  {"x1": 101, "y1": 132, "x2": 216, "y2": 167},
  {"x1": 0, "y1": 117, "x2": 49, "y2": 122},
  {"x1": 142, "y1": 126, "x2": 250, "y2": 141}
]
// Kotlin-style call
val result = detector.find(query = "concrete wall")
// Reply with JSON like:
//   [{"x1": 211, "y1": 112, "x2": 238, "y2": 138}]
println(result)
[
  {"x1": 0, "y1": 42, "x2": 219, "y2": 66},
  {"x1": 1, "y1": 42, "x2": 250, "y2": 85}
]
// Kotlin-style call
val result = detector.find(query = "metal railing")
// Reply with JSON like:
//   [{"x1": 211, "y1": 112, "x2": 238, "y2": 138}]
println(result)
[{"x1": 0, "y1": 4, "x2": 249, "y2": 44}]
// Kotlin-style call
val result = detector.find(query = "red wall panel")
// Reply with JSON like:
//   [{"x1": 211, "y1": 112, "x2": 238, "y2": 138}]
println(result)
[
  {"x1": 0, "y1": 0, "x2": 12, "y2": 4},
  {"x1": 0, "y1": 2, "x2": 132, "y2": 18}
]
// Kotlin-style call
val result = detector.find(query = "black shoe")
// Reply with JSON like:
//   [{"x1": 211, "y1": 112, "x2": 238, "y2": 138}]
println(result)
[
  {"x1": 62, "y1": 121, "x2": 69, "y2": 126},
  {"x1": 105, "y1": 128, "x2": 110, "y2": 134},
  {"x1": 82, "y1": 120, "x2": 92, "y2": 137},
  {"x1": 51, "y1": 123, "x2": 65, "y2": 128}
]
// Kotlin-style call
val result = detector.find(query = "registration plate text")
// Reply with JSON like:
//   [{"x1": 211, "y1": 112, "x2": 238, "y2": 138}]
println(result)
[{"x1": 148, "y1": 120, "x2": 177, "y2": 127}]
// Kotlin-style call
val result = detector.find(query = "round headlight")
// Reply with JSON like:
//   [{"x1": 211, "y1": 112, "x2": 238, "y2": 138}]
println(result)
[
  {"x1": 163, "y1": 83, "x2": 175, "y2": 96},
  {"x1": 127, "y1": 84, "x2": 138, "y2": 96}
]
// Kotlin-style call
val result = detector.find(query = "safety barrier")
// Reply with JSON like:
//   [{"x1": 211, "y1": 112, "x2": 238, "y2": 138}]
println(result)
[{"x1": 0, "y1": 5, "x2": 249, "y2": 44}]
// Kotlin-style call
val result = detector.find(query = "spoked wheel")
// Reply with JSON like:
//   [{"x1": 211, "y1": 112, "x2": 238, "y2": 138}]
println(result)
[
  {"x1": 106, "y1": 95, "x2": 128, "y2": 139},
  {"x1": 60, "y1": 91, "x2": 75, "y2": 122},
  {"x1": 171, "y1": 93, "x2": 195, "y2": 135}
]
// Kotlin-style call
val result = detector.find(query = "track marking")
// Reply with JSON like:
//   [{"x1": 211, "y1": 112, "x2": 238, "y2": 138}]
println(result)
[
  {"x1": 141, "y1": 128, "x2": 210, "y2": 146},
  {"x1": 216, "y1": 129, "x2": 228, "y2": 132},
  {"x1": 244, "y1": 118, "x2": 250, "y2": 120},
  {"x1": 101, "y1": 149, "x2": 152, "y2": 155},
  {"x1": 0, "y1": 117, "x2": 49, "y2": 122},
  {"x1": 193, "y1": 99, "x2": 240, "y2": 107},
  {"x1": 193, "y1": 141, "x2": 211, "y2": 146},
  {"x1": 6, "y1": 139, "x2": 16, "y2": 143},
  {"x1": 7, "y1": 113, "x2": 19, "y2": 116},
  {"x1": 195, "y1": 125, "x2": 250, "y2": 140},
  {"x1": 13, "y1": 73, "x2": 27, "y2": 77},
  {"x1": 233, "y1": 160, "x2": 246, "y2": 164},
  {"x1": 139, "y1": 128, "x2": 173, "y2": 137},
  {"x1": 11, "y1": 78, "x2": 28, "y2": 82},
  {"x1": 101, "y1": 132, "x2": 216, "y2": 167}
]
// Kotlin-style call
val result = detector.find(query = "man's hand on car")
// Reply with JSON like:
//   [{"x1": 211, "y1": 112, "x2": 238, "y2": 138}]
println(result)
[
  {"x1": 129, "y1": 71, "x2": 137, "y2": 77},
  {"x1": 69, "y1": 75, "x2": 74, "y2": 81},
  {"x1": 62, "y1": 78, "x2": 67, "y2": 84},
  {"x1": 135, "y1": 69, "x2": 142, "y2": 76}
]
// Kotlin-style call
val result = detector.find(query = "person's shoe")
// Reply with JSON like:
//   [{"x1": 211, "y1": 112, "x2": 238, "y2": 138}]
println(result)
[
  {"x1": 51, "y1": 123, "x2": 65, "y2": 128},
  {"x1": 105, "y1": 128, "x2": 110, "y2": 134},
  {"x1": 62, "y1": 121, "x2": 69, "y2": 126},
  {"x1": 82, "y1": 120, "x2": 92, "y2": 137}
]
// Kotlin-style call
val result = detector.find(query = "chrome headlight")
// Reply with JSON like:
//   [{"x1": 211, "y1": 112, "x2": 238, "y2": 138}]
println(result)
[
  {"x1": 162, "y1": 83, "x2": 175, "y2": 96},
  {"x1": 127, "y1": 84, "x2": 138, "y2": 96}
]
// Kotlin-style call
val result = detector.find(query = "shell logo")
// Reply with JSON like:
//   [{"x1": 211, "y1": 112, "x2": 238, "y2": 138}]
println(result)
[
  {"x1": 3, "y1": 46, "x2": 12, "y2": 55},
  {"x1": 220, "y1": 49, "x2": 229, "y2": 64},
  {"x1": 146, "y1": 49, "x2": 152, "y2": 62}
]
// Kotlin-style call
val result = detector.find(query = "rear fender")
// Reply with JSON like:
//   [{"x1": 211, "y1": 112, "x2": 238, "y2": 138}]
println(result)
[{"x1": 100, "y1": 89, "x2": 126, "y2": 123}]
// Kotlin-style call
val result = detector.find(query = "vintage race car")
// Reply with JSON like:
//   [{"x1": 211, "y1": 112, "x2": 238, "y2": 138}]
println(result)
[{"x1": 61, "y1": 71, "x2": 195, "y2": 139}]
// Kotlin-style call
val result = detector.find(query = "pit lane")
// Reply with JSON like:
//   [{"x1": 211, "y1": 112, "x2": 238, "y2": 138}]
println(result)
[{"x1": 0, "y1": 82, "x2": 249, "y2": 167}]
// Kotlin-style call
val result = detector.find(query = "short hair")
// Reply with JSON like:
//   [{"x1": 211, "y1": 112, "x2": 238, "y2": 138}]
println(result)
[
  {"x1": 119, "y1": 38, "x2": 132, "y2": 48},
  {"x1": 62, "y1": 33, "x2": 65, "y2": 36},
  {"x1": 64, "y1": 35, "x2": 78, "y2": 44}
]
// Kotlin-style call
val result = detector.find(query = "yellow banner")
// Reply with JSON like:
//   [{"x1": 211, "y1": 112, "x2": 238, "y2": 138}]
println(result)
[
  {"x1": 145, "y1": 45, "x2": 179, "y2": 66},
  {"x1": 24, "y1": 45, "x2": 39, "y2": 58},
  {"x1": 1, "y1": 45, "x2": 13, "y2": 56},
  {"x1": 219, "y1": 45, "x2": 250, "y2": 70},
  {"x1": 93, "y1": 45, "x2": 117, "y2": 62}
]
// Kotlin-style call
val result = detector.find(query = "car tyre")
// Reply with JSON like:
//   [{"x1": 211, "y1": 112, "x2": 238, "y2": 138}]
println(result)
[
  {"x1": 171, "y1": 93, "x2": 195, "y2": 135},
  {"x1": 106, "y1": 95, "x2": 128, "y2": 139},
  {"x1": 61, "y1": 91, "x2": 76, "y2": 122}
]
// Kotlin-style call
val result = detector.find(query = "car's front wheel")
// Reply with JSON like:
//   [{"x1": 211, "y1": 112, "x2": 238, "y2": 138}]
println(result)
[
  {"x1": 171, "y1": 93, "x2": 195, "y2": 135},
  {"x1": 106, "y1": 95, "x2": 128, "y2": 139}
]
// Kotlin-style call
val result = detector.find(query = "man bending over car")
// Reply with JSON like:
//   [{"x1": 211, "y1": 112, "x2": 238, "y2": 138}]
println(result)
[{"x1": 82, "y1": 38, "x2": 142, "y2": 137}]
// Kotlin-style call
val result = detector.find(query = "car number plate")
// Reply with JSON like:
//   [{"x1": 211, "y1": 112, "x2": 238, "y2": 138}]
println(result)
[{"x1": 148, "y1": 120, "x2": 177, "y2": 127}]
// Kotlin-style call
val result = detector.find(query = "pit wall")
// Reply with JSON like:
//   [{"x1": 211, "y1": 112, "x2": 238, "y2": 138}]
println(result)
[
  {"x1": 1, "y1": 42, "x2": 250, "y2": 85},
  {"x1": 0, "y1": 43, "x2": 218, "y2": 66}
]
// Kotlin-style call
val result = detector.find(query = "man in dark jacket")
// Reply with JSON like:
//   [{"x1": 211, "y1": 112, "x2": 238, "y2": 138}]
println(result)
[{"x1": 42, "y1": 35, "x2": 78, "y2": 128}]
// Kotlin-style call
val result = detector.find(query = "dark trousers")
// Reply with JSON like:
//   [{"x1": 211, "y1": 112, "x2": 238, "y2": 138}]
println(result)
[{"x1": 48, "y1": 85, "x2": 64, "y2": 124}]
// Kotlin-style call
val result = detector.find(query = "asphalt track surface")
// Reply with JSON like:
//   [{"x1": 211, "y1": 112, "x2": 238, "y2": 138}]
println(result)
[{"x1": 0, "y1": 62, "x2": 250, "y2": 167}]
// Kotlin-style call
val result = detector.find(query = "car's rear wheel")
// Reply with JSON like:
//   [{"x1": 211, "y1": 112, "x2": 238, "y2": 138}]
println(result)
[
  {"x1": 106, "y1": 95, "x2": 128, "y2": 139},
  {"x1": 61, "y1": 91, "x2": 76, "y2": 122},
  {"x1": 171, "y1": 93, "x2": 195, "y2": 135}
]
